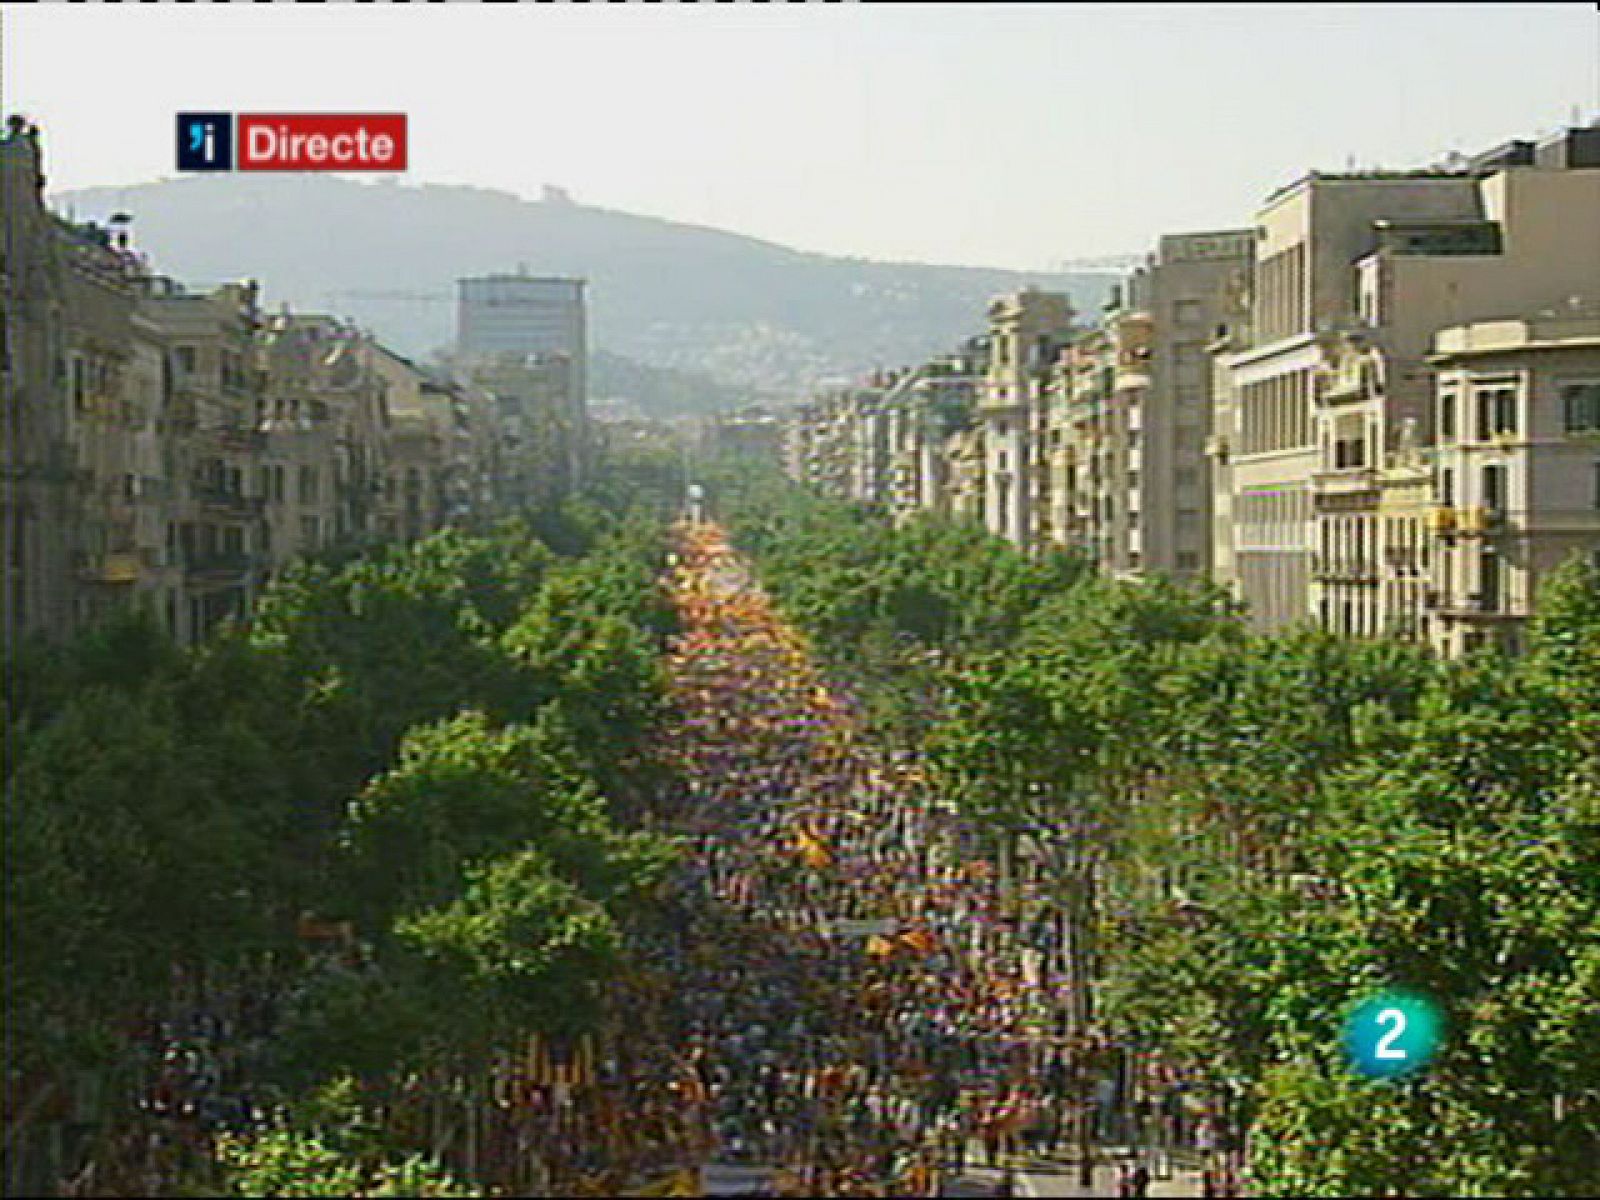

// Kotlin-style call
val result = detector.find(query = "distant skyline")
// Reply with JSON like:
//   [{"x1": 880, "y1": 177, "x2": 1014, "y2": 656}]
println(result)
[{"x1": 5, "y1": 3, "x2": 1598, "y2": 272}]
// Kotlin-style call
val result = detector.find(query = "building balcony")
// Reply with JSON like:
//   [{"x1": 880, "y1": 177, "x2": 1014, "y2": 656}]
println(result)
[
  {"x1": 1429, "y1": 593, "x2": 1522, "y2": 622},
  {"x1": 1429, "y1": 504, "x2": 1508, "y2": 538},
  {"x1": 1425, "y1": 506, "x2": 1458, "y2": 534},
  {"x1": 1311, "y1": 556, "x2": 1380, "y2": 584},
  {"x1": 1317, "y1": 369, "x2": 1369, "y2": 406},
  {"x1": 184, "y1": 551, "x2": 257, "y2": 586},
  {"x1": 77, "y1": 550, "x2": 143, "y2": 585},
  {"x1": 1382, "y1": 548, "x2": 1427, "y2": 574},
  {"x1": 1453, "y1": 505, "x2": 1504, "y2": 536},
  {"x1": 192, "y1": 487, "x2": 267, "y2": 517},
  {"x1": 1312, "y1": 467, "x2": 1377, "y2": 496}
]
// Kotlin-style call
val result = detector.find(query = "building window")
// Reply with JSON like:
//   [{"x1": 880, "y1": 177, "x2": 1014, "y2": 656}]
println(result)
[
  {"x1": 1479, "y1": 547, "x2": 1500, "y2": 612},
  {"x1": 70, "y1": 355, "x2": 87, "y2": 411},
  {"x1": 1563, "y1": 382, "x2": 1600, "y2": 433},
  {"x1": 1475, "y1": 385, "x2": 1517, "y2": 439},
  {"x1": 1482, "y1": 464, "x2": 1506, "y2": 513},
  {"x1": 1439, "y1": 389, "x2": 1457, "y2": 441},
  {"x1": 1334, "y1": 433, "x2": 1366, "y2": 469},
  {"x1": 1440, "y1": 467, "x2": 1455, "y2": 507},
  {"x1": 299, "y1": 465, "x2": 319, "y2": 504},
  {"x1": 175, "y1": 346, "x2": 197, "y2": 374},
  {"x1": 301, "y1": 516, "x2": 320, "y2": 549}
]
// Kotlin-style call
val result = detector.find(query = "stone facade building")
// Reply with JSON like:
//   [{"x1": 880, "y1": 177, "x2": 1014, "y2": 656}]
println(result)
[
  {"x1": 1219, "y1": 125, "x2": 1600, "y2": 634},
  {"x1": 2, "y1": 119, "x2": 508, "y2": 651},
  {"x1": 1119, "y1": 231, "x2": 1253, "y2": 579},
  {"x1": 1426, "y1": 312, "x2": 1600, "y2": 655},
  {"x1": 4, "y1": 118, "x2": 152, "y2": 643},
  {"x1": 779, "y1": 123, "x2": 1600, "y2": 659},
  {"x1": 980, "y1": 289, "x2": 1076, "y2": 551}
]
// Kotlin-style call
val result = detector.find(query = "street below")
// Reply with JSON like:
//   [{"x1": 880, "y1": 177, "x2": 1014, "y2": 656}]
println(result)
[{"x1": 634, "y1": 520, "x2": 1207, "y2": 1197}]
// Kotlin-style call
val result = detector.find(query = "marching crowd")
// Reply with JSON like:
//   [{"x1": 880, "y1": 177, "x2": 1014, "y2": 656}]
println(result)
[{"x1": 625, "y1": 519, "x2": 1206, "y2": 1196}]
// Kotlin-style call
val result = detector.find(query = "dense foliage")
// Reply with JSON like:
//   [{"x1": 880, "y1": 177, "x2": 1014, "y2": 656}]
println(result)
[
  {"x1": 207, "y1": 1077, "x2": 480, "y2": 1197},
  {"x1": 708, "y1": 457, "x2": 1092, "y2": 746},
  {"x1": 5, "y1": 491, "x2": 681, "y2": 1193},
  {"x1": 711, "y1": 460, "x2": 1600, "y2": 1197}
]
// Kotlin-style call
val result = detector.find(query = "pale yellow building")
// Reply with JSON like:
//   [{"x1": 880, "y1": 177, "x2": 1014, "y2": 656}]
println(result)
[
  {"x1": 1056, "y1": 327, "x2": 1116, "y2": 564},
  {"x1": 1425, "y1": 311, "x2": 1600, "y2": 656},
  {"x1": 138, "y1": 277, "x2": 270, "y2": 641},
  {"x1": 1057, "y1": 231, "x2": 1254, "y2": 580},
  {"x1": 1122, "y1": 231, "x2": 1253, "y2": 579},
  {"x1": 981, "y1": 289, "x2": 1075, "y2": 550},
  {"x1": 1224, "y1": 124, "x2": 1600, "y2": 633}
]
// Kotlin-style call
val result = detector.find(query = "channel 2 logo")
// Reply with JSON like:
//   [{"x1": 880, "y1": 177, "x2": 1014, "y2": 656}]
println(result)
[{"x1": 175, "y1": 112, "x2": 406, "y2": 173}]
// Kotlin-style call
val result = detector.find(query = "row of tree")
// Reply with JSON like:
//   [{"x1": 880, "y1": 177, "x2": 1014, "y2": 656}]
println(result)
[
  {"x1": 5, "y1": 484, "x2": 683, "y2": 1195},
  {"x1": 710, "y1": 461, "x2": 1600, "y2": 1197}
]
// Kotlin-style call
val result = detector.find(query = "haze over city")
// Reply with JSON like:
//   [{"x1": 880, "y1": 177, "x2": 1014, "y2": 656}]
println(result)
[{"x1": 5, "y1": 3, "x2": 1598, "y2": 270}]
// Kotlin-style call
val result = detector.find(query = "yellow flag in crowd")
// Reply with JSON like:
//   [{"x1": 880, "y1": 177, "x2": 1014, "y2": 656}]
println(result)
[
  {"x1": 629, "y1": 1168, "x2": 700, "y2": 1197},
  {"x1": 897, "y1": 926, "x2": 938, "y2": 957},
  {"x1": 794, "y1": 825, "x2": 834, "y2": 870}
]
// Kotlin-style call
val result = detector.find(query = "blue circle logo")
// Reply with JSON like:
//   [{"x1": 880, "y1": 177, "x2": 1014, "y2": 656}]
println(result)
[{"x1": 1343, "y1": 990, "x2": 1443, "y2": 1080}]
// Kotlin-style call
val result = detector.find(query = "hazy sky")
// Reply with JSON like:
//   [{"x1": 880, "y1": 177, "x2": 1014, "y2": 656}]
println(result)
[{"x1": 5, "y1": 3, "x2": 1597, "y2": 271}]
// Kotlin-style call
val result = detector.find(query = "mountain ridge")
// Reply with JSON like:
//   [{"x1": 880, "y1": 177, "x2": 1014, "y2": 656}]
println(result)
[{"x1": 57, "y1": 173, "x2": 1115, "y2": 413}]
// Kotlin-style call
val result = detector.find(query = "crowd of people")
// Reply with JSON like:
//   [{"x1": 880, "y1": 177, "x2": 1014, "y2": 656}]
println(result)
[
  {"x1": 615, "y1": 519, "x2": 1127, "y2": 1196},
  {"x1": 51, "y1": 957, "x2": 290, "y2": 1196}
]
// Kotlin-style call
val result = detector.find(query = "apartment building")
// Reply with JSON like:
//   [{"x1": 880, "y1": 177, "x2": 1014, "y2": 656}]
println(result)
[
  {"x1": 981, "y1": 289, "x2": 1076, "y2": 550},
  {"x1": 456, "y1": 274, "x2": 589, "y2": 488},
  {"x1": 1121, "y1": 231, "x2": 1253, "y2": 579},
  {"x1": 1206, "y1": 316, "x2": 1247, "y2": 594},
  {"x1": 782, "y1": 125, "x2": 1598, "y2": 659},
  {"x1": 366, "y1": 344, "x2": 461, "y2": 540},
  {"x1": 257, "y1": 313, "x2": 396, "y2": 565},
  {"x1": 1222, "y1": 172, "x2": 1482, "y2": 631},
  {"x1": 1049, "y1": 231, "x2": 1252, "y2": 579},
  {"x1": 2, "y1": 118, "x2": 158, "y2": 643},
  {"x1": 880, "y1": 343, "x2": 987, "y2": 523},
  {"x1": 1425, "y1": 312, "x2": 1600, "y2": 655},
  {"x1": 944, "y1": 425, "x2": 987, "y2": 525},
  {"x1": 1055, "y1": 326, "x2": 1116, "y2": 564},
  {"x1": 850, "y1": 381, "x2": 893, "y2": 507},
  {"x1": 1218, "y1": 125, "x2": 1600, "y2": 633},
  {"x1": 882, "y1": 369, "x2": 928, "y2": 525},
  {"x1": 3, "y1": 118, "x2": 505, "y2": 650},
  {"x1": 460, "y1": 351, "x2": 582, "y2": 508},
  {"x1": 786, "y1": 390, "x2": 854, "y2": 498},
  {"x1": 139, "y1": 277, "x2": 273, "y2": 639},
  {"x1": 456, "y1": 274, "x2": 586, "y2": 405},
  {"x1": 1373, "y1": 420, "x2": 1434, "y2": 643}
]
